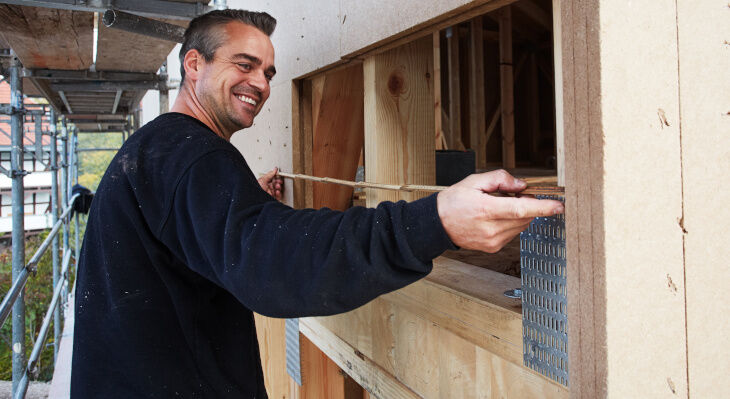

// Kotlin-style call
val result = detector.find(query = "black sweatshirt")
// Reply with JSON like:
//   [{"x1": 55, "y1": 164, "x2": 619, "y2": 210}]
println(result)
[{"x1": 71, "y1": 113, "x2": 454, "y2": 398}]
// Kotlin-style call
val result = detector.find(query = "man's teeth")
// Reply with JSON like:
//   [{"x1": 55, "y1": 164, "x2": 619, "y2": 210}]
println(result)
[{"x1": 237, "y1": 95, "x2": 257, "y2": 106}]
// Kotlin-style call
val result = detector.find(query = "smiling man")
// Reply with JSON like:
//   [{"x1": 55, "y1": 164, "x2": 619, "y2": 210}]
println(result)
[{"x1": 71, "y1": 9, "x2": 563, "y2": 398}]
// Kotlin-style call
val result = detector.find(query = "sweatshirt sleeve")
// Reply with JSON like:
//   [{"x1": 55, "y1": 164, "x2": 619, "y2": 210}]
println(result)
[{"x1": 158, "y1": 150, "x2": 456, "y2": 318}]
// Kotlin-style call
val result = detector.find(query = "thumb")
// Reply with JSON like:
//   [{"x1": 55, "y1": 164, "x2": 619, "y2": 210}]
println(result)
[
  {"x1": 260, "y1": 167, "x2": 278, "y2": 181},
  {"x1": 466, "y1": 169, "x2": 526, "y2": 193}
]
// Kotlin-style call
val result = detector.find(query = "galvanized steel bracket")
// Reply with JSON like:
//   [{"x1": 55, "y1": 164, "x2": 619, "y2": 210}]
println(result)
[{"x1": 520, "y1": 195, "x2": 568, "y2": 386}]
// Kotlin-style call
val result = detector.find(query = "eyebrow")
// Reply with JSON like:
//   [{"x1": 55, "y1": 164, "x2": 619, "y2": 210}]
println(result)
[{"x1": 231, "y1": 52, "x2": 277, "y2": 76}]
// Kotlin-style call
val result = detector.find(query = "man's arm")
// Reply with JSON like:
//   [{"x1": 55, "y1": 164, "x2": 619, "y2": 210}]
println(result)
[{"x1": 159, "y1": 151, "x2": 562, "y2": 318}]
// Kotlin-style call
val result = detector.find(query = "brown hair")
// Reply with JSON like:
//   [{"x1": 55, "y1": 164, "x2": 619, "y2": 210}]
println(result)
[{"x1": 179, "y1": 9, "x2": 276, "y2": 83}]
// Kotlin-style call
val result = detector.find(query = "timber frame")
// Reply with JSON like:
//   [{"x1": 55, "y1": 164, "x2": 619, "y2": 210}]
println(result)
[{"x1": 237, "y1": 0, "x2": 727, "y2": 398}]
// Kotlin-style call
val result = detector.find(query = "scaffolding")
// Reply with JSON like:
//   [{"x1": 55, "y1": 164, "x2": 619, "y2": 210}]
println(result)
[
  {"x1": 0, "y1": 50, "x2": 82, "y2": 398},
  {"x1": 0, "y1": 0, "x2": 224, "y2": 396}
]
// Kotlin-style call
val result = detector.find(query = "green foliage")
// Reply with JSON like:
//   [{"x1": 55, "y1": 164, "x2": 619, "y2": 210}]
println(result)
[
  {"x1": 0, "y1": 231, "x2": 76, "y2": 381},
  {"x1": 77, "y1": 132, "x2": 123, "y2": 192},
  {"x1": 0, "y1": 130, "x2": 117, "y2": 381}
]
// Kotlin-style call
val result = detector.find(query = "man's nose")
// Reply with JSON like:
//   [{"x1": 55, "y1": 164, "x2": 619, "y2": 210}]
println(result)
[{"x1": 247, "y1": 71, "x2": 268, "y2": 93}]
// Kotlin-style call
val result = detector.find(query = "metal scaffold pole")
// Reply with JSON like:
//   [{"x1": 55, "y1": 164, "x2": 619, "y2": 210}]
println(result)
[
  {"x1": 9, "y1": 50, "x2": 26, "y2": 398},
  {"x1": 49, "y1": 109, "x2": 61, "y2": 362},
  {"x1": 159, "y1": 61, "x2": 169, "y2": 114},
  {"x1": 61, "y1": 118, "x2": 70, "y2": 304},
  {"x1": 73, "y1": 127, "x2": 80, "y2": 266}
]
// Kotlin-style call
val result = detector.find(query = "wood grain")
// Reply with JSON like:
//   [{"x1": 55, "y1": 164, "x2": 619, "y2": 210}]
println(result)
[
  {"x1": 311, "y1": 64, "x2": 365, "y2": 210},
  {"x1": 0, "y1": 5, "x2": 93, "y2": 70},
  {"x1": 469, "y1": 17, "x2": 487, "y2": 169},
  {"x1": 253, "y1": 315, "x2": 291, "y2": 398},
  {"x1": 95, "y1": 18, "x2": 187, "y2": 72},
  {"x1": 498, "y1": 6, "x2": 515, "y2": 168},
  {"x1": 364, "y1": 36, "x2": 435, "y2": 206}
]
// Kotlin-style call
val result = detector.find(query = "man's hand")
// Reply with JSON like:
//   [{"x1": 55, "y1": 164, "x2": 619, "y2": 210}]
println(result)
[
  {"x1": 258, "y1": 167, "x2": 284, "y2": 201},
  {"x1": 437, "y1": 170, "x2": 564, "y2": 253}
]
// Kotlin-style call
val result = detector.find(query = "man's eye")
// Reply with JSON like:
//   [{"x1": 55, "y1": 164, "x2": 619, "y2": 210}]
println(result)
[
  {"x1": 237, "y1": 63, "x2": 252, "y2": 71},
  {"x1": 265, "y1": 74, "x2": 274, "y2": 82}
]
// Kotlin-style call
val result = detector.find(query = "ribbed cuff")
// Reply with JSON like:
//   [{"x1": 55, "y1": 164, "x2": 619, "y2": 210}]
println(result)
[{"x1": 401, "y1": 193, "x2": 458, "y2": 263}]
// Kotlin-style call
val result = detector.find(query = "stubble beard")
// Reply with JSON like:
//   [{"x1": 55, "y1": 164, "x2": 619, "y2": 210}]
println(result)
[{"x1": 200, "y1": 85, "x2": 250, "y2": 135}]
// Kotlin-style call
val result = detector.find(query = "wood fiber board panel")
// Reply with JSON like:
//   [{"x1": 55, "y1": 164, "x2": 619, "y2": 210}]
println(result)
[
  {"x1": 227, "y1": 0, "x2": 343, "y2": 82},
  {"x1": 340, "y1": 0, "x2": 518, "y2": 59},
  {"x1": 231, "y1": 81, "x2": 295, "y2": 205},
  {"x1": 596, "y1": 0, "x2": 687, "y2": 397},
  {"x1": 364, "y1": 36, "x2": 435, "y2": 206},
  {"x1": 253, "y1": 314, "x2": 291, "y2": 399},
  {"x1": 95, "y1": 19, "x2": 187, "y2": 72},
  {"x1": 676, "y1": 1, "x2": 730, "y2": 396},
  {"x1": 0, "y1": 5, "x2": 93, "y2": 69},
  {"x1": 559, "y1": 0, "x2": 585, "y2": 396}
]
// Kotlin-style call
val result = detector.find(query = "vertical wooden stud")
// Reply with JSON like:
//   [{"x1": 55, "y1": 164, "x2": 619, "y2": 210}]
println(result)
[
  {"x1": 498, "y1": 6, "x2": 515, "y2": 169},
  {"x1": 469, "y1": 17, "x2": 486, "y2": 169},
  {"x1": 433, "y1": 31, "x2": 444, "y2": 150},
  {"x1": 311, "y1": 64, "x2": 365, "y2": 211},
  {"x1": 446, "y1": 27, "x2": 462, "y2": 151},
  {"x1": 364, "y1": 36, "x2": 436, "y2": 207},
  {"x1": 552, "y1": 0, "x2": 565, "y2": 185},
  {"x1": 526, "y1": 53, "x2": 541, "y2": 164}
]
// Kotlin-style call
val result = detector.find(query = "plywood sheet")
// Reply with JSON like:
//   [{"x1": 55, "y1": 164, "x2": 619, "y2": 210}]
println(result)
[
  {"x1": 95, "y1": 18, "x2": 188, "y2": 73},
  {"x1": 0, "y1": 5, "x2": 93, "y2": 69},
  {"x1": 676, "y1": 1, "x2": 730, "y2": 397},
  {"x1": 340, "y1": 0, "x2": 517, "y2": 58}
]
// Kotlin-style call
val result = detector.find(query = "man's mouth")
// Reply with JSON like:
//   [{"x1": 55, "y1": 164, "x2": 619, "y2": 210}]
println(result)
[{"x1": 235, "y1": 94, "x2": 258, "y2": 107}]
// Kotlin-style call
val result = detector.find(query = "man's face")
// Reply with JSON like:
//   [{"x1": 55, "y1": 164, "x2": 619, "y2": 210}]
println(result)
[{"x1": 195, "y1": 22, "x2": 276, "y2": 136}]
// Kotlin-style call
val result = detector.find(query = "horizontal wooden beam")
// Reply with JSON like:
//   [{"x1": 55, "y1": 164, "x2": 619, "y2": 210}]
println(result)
[{"x1": 300, "y1": 318, "x2": 420, "y2": 399}]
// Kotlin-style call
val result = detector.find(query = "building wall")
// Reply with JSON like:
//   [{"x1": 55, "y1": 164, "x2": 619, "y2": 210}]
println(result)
[{"x1": 135, "y1": 2, "x2": 729, "y2": 397}]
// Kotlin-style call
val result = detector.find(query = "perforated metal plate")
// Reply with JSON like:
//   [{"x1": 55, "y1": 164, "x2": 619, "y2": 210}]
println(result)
[
  {"x1": 520, "y1": 196, "x2": 568, "y2": 386},
  {"x1": 285, "y1": 318, "x2": 302, "y2": 385}
]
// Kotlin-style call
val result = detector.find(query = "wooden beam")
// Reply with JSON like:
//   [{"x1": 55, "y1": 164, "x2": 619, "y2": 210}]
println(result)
[
  {"x1": 498, "y1": 6, "x2": 516, "y2": 169},
  {"x1": 300, "y1": 319, "x2": 420, "y2": 399},
  {"x1": 0, "y1": 5, "x2": 93, "y2": 70},
  {"x1": 433, "y1": 31, "x2": 445, "y2": 150},
  {"x1": 309, "y1": 256, "x2": 570, "y2": 398},
  {"x1": 526, "y1": 53, "x2": 541, "y2": 163},
  {"x1": 291, "y1": 80, "x2": 314, "y2": 209},
  {"x1": 298, "y1": 334, "x2": 364, "y2": 399},
  {"x1": 552, "y1": 0, "x2": 565, "y2": 186},
  {"x1": 311, "y1": 64, "x2": 365, "y2": 211},
  {"x1": 253, "y1": 315, "x2": 290, "y2": 398},
  {"x1": 364, "y1": 36, "x2": 435, "y2": 206},
  {"x1": 446, "y1": 27, "x2": 462, "y2": 151},
  {"x1": 515, "y1": 0, "x2": 552, "y2": 31},
  {"x1": 469, "y1": 17, "x2": 487, "y2": 169}
]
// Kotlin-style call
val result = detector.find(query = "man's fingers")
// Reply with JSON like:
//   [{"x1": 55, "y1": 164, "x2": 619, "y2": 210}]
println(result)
[
  {"x1": 485, "y1": 196, "x2": 564, "y2": 219},
  {"x1": 260, "y1": 167, "x2": 278, "y2": 182},
  {"x1": 465, "y1": 169, "x2": 527, "y2": 194}
]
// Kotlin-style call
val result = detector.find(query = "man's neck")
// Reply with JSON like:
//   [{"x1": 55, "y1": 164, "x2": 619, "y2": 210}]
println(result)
[{"x1": 170, "y1": 83, "x2": 231, "y2": 141}]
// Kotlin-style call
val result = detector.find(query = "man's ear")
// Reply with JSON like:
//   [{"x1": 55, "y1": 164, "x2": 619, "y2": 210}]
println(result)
[{"x1": 183, "y1": 49, "x2": 204, "y2": 83}]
